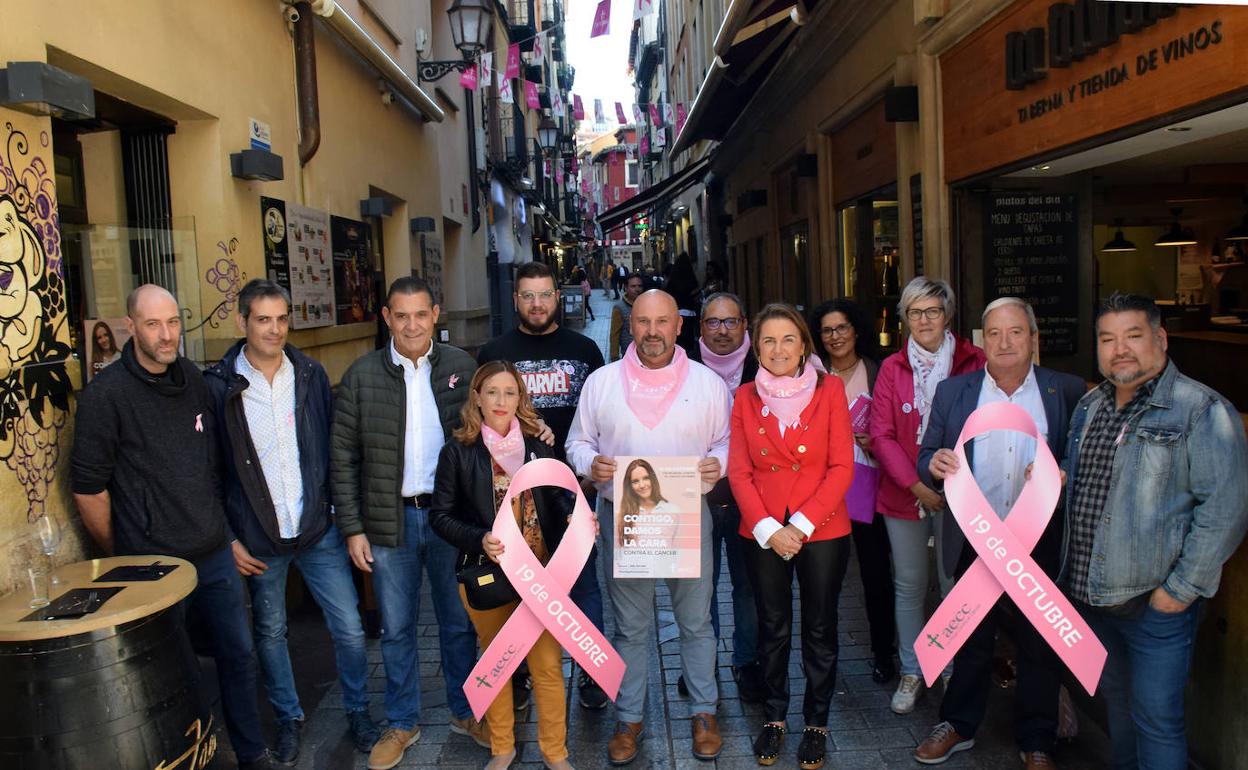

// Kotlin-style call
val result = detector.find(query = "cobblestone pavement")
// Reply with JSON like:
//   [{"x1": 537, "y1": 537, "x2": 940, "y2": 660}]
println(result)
[{"x1": 281, "y1": 298, "x2": 1110, "y2": 769}]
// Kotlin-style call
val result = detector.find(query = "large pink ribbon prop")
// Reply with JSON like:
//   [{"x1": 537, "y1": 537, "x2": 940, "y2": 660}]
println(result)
[
  {"x1": 914, "y1": 402, "x2": 1107, "y2": 695},
  {"x1": 464, "y1": 458, "x2": 625, "y2": 719}
]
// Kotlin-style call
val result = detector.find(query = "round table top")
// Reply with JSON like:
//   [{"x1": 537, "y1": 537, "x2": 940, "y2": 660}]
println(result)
[{"x1": 0, "y1": 555, "x2": 197, "y2": 642}]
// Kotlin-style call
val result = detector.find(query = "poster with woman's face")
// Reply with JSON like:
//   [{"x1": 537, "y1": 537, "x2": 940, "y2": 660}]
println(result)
[
  {"x1": 612, "y1": 456, "x2": 701, "y2": 579},
  {"x1": 83, "y1": 318, "x2": 131, "y2": 382}
]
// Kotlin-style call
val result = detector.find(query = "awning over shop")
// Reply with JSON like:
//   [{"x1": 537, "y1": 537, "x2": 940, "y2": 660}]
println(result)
[
  {"x1": 670, "y1": 0, "x2": 811, "y2": 155},
  {"x1": 595, "y1": 155, "x2": 713, "y2": 233}
]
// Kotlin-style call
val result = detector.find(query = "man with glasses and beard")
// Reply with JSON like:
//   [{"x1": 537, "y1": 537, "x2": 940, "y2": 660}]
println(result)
[
  {"x1": 686, "y1": 291, "x2": 764, "y2": 703},
  {"x1": 477, "y1": 260, "x2": 610, "y2": 710}
]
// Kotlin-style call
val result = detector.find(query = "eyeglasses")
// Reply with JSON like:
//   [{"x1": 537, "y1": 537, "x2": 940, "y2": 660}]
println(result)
[
  {"x1": 517, "y1": 290, "x2": 557, "y2": 303},
  {"x1": 820, "y1": 323, "x2": 853, "y2": 338},
  {"x1": 702, "y1": 317, "x2": 743, "y2": 331},
  {"x1": 906, "y1": 307, "x2": 946, "y2": 322}
]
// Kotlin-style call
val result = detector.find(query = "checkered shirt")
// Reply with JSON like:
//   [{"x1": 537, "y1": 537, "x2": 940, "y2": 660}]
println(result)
[{"x1": 1064, "y1": 376, "x2": 1159, "y2": 602}]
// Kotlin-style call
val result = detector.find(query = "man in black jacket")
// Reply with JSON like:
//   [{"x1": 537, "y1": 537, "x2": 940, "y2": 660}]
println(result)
[
  {"x1": 331, "y1": 276, "x2": 485, "y2": 770},
  {"x1": 205, "y1": 280, "x2": 378, "y2": 763},
  {"x1": 71, "y1": 284, "x2": 272, "y2": 769},
  {"x1": 687, "y1": 291, "x2": 763, "y2": 702}
]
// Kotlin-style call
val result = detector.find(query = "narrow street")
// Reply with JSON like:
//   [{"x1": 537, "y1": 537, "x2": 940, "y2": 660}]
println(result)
[{"x1": 279, "y1": 296, "x2": 1110, "y2": 768}]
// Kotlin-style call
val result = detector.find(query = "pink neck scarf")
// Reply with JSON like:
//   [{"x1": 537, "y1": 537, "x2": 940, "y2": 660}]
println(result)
[
  {"x1": 481, "y1": 417, "x2": 525, "y2": 476},
  {"x1": 619, "y1": 342, "x2": 690, "y2": 429},
  {"x1": 698, "y1": 332, "x2": 751, "y2": 389},
  {"x1": 754, "y1": 363, "x2": 819, "y2": 428}
]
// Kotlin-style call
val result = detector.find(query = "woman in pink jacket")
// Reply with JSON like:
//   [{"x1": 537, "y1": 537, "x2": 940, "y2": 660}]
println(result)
[{"x1": 868, "y1": 277, "x2": 984, "y2": 715}]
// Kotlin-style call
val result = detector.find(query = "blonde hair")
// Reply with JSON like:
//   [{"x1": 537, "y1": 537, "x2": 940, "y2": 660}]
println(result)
[{"x1": 452, "y1": 360, "x2": 544, "y2": 445}]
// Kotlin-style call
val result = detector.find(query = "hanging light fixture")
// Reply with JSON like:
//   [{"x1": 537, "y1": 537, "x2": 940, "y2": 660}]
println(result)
[
  {"x1": 1154, "y1": 208, "x2": 1197, "y2": 247},
  {"x1": 1101, "y1": 218, "x2": 1136, "y2": 253},
  {"x1": 1225, "y1": 198, "x2": 1248, "y2": 242}
]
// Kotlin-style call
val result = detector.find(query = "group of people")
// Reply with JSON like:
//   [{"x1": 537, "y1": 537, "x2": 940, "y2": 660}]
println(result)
[{"x1": 68, "y1": 261, "x2": 1246, "y2": 770}]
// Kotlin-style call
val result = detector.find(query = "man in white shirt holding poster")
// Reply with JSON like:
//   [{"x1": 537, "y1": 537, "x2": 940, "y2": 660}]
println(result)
[{"x1": 566, "y1": 290, "x2": 731, "y2": 766}]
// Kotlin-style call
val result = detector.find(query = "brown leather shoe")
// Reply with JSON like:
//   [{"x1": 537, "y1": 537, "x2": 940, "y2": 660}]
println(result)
[
  {"x1": 1021, "y1": 750, "x2": 1057, "y2": 769},
  {"x1": 914, "y1": 721, "x2": 975, "y2": 765},
  {"x1": 608, "y1": 721, "x2": 644, "y2": 765},
  {"x1": 691, "y1": 712, "x2": 723, "y2": 760}
]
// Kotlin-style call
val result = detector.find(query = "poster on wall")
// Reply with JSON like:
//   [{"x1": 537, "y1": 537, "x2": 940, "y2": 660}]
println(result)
[
  {"x1": 419, "y1": 233, "x2": 444, "y2": 306},
  {"x1": 285, "y1": 203, "x2": 336, "y2": 329},
  {"x1": 260, "y1": 196, "x2": 290, "y2": 288},
  {"x1": 330, "y1": 215, "x2": 379, "y2": 325},
  {"x1": 984, "y1": 193, "x2": 1079, "y2": 356},
  {"x1": 82, "y1": 318, "x2": 131, "y2": 383},
  {"x1": 611, "y1": 456, "x2": 702, "y2": 579}
]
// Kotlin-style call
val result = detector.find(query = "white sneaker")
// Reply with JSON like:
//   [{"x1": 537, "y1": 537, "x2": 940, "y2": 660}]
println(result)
[{"x1": 891, "y1": 674, "x2": 924, "y2": 714}]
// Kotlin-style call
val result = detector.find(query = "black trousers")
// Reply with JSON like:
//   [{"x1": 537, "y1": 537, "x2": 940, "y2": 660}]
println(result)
[
  {"x1": 849, "y1": 516, "x2": 895, "y2": 660},
  {"x1": 939, "y1": 545, "x2": 1060, "y2": 752},
  {"x1": 743, "y1": 535, "x2": 850, "y2": 726}
]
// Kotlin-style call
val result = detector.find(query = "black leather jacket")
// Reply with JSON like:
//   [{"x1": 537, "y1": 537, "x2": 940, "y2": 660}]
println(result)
[{"x1": 430, "y1": 434, "x2": 573, "y2": 561}]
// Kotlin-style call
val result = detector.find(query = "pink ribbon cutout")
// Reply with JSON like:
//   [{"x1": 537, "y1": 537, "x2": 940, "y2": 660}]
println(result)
[
  {"x1": 914, "y1": 402, "x2": 1107, "y2": 695},
  {"x1": 464, "y1": 459, "x2": 625, "y2": 719}
]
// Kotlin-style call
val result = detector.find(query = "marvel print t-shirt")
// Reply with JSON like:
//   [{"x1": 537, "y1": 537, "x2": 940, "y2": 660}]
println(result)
[{"x1": 477, "y1": 326, "x2": 604, "y2": 454}]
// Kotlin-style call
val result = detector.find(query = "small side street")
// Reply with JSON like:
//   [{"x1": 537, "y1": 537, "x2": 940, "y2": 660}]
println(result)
[{"x1": 276, "y1": 302, "x2": 1110, "y2": 769}]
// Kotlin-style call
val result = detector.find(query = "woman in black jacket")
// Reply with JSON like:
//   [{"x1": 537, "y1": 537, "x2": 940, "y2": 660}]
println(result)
[{"x1": 430, "y1": 360, "x2": 575, "y2": 770}]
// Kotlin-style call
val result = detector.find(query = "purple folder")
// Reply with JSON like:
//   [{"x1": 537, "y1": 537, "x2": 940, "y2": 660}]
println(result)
[
  {"x1": 848, "y1": 394, "x2": 872, "y2": 434},
  {"x1": 846, "y1": 462, "x2": 880, "y2": 524}
]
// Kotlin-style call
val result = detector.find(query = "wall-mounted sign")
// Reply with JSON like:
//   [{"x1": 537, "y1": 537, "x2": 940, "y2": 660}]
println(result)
[
  {"x1": 331, "y1": 215, "x2": 379, "y2": 325},
  {"x1": 249, "y1": 118, "x2": 272, "y2": 152},
  {"x1": 941, "y1": 1, "x2": 1242, "y2": 181},
  {"x1": 259, "y1": 196, "x2": 335, "y2": 329}
]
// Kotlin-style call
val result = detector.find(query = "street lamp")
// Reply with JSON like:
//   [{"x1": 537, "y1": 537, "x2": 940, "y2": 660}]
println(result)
[
  {"x1": 447, "y1": 0, "x2": 493, "y2": 58},
  {"x1": 538, "y1": 118, "x2": 558, "y2": 153}
]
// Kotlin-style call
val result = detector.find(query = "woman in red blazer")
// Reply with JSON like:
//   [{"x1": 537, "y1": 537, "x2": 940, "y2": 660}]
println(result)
[{"x1": 728, "y1": 303, "x2": 854, "y2": 770}]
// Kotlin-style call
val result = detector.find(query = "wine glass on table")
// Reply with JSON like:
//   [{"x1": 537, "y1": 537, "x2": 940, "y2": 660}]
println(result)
[{"x1": 34, "y1": 514, "x2": 63, "y2": 586}]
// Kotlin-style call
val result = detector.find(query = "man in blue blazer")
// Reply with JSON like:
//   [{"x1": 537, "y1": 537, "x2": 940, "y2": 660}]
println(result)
[{"x1": 912, "y1": 298, "x2": 1086, "y2": 769}]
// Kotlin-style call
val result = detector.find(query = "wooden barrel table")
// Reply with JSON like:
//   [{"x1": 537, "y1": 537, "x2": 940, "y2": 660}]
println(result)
[{"x1": 0, "y1": 556, "x2": 220, "y2": 770}]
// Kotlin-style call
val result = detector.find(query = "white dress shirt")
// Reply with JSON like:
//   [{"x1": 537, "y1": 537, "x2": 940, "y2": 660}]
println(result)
[
  {"x1": 235, "y1": 348, "x2": 303, "y2": 538},
  {"x1": 974, "y1": 366, "x2": 1048, "y2": 519},
  {"x1": 392, "y1": 340, "x2": 445, "y2": 498},
  {"x1": 565, "y1": 360, "x2": 732, "y2": 497}
]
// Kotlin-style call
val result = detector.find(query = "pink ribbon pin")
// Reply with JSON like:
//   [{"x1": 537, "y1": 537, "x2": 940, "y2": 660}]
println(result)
[
  {"x1": 464, "y1": 459, "x2": 625, "y2": 719},
  {"x1": 914, "y1": 402, "x2": 1107, "y2": 694}
]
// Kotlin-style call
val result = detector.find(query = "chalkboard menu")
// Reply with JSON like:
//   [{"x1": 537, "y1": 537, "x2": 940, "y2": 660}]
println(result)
[
  {"x1": 910, "y1": 174, "x2": 924, "y2": 279},
  {"x1": 984, "y1": 193, "x2": 1078, "y2": 355}
]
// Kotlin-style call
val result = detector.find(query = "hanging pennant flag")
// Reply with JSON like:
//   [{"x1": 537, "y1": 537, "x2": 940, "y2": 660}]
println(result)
[
  {"x1": 633, "y1": 0, "x2": 654, "y2": 20},
  {"x1": 459, "y1": 64, "x2": 479, "y2": 91},
  {"x1": 555, "y1": 162, "x2": 564, "y2": 186},
  {"x1": 593, "y1": 98, "x2": 605, "y2": 124},
  {"x1": 640, "y1": 133, "x2": 650, "y2": 156},
  {"x1": 615, "y1": 102, "x2": 627, "y2": 124},
  {"x1": 591, "y1": 0, "x2": 611, "y2": 38},
  {"x1": 499, "y1": 77, "x2": 514, "y2": 104},
  {"x1": 544, "y1": 159, "x2": 552, "y2": 180},
  {"x1": 632, "y1": 104, "x2": 643, "y2": 124},
  {"x1": 648, "y1": 103, "x2": 661, "y2": 126},
  {"x1": 533, "y1": 29, "x2": 546, "y2": 59},
  {"x1": 525, "y1": 80, "x2": 541, "y2": 109},
  {"x1": 654, "y1": 125, "x2": 666, "y2": 148},
  {"x1": 552, "y1": 87, "x2": 564, "y2": 114},
  {"x1": 480, "y1": 53, "x2": 494, "y2": 87},
  {"x1": 663, "y1": 103, "x2": 675, "y2": 125},
  {"x1": 676, "y1": 103, "x2": 688, "y2": 134},
  {"x1": 573, "y1": 94, "x2": 585, "y2": 120},
  {"x1": 505, "y1": 44, "x2": 521, "y2": 80},
  {"x1": 625, "y1": 143, "x2": 635, "y2": 161}
]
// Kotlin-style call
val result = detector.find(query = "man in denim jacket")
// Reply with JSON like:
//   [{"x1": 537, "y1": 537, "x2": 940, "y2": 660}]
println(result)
[{"x1": 1061, "y1": 293, "x2": 1248, "y2": 769}]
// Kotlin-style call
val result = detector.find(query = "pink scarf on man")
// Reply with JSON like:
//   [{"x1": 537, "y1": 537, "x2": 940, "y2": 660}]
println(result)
[
  {"x1": 754, "y1": 363, "x2": 819, "y2": 429},
  {"x1": 619, "y1": 342, "x2": 690, "y2": 429},
  {"x1": 481, "y1": 417, "x2": 525, "y2": 476},
  {"x1": 698, "y1": 332, "x2": 751, "y2": 390}
]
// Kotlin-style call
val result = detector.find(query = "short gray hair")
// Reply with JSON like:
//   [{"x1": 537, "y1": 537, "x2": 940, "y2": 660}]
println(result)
[
  {"x1": 898, "y1": 276, "x2": 955, "y2": 322},
  {"x1": 238, "y1": 278, "x2": 292, "y2": 318},
  {"x1": 981, "y1": 297, "x2": 1038, "y2": 335},
  {"x1": 701, "y1": 291, "x2": 745, "y2": 318}
]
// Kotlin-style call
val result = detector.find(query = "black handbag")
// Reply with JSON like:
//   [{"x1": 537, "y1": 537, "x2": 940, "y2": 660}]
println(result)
[{"x1": 456, "y1": 553, "x2": 519, "y2": 611}]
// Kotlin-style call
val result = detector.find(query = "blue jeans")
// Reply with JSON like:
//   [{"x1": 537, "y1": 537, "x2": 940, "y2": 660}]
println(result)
[
  {"x1": 1085, "y1": 599, "x2": 1202, "y2": 770},
  {"x1": 247, "y1": 527, "x2": 369, "y2": 722},
  {"x1": 569, "y1": 544, "x2": 606, "y2": 634},
  {"x1": 709, "y1": 502, "x2": 758, "y2": 667},
  {"x1": 187, "y1": 546, "x2": 266, "y2": 763},
  {"x1": 370, "y1": 505, "x2": 477, "y2": 730}
]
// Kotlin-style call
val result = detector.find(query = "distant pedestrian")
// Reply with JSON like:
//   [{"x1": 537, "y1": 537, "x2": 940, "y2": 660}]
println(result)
[{"x1": 608, "y1": 273, "x2": 645, "y2": 362}]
